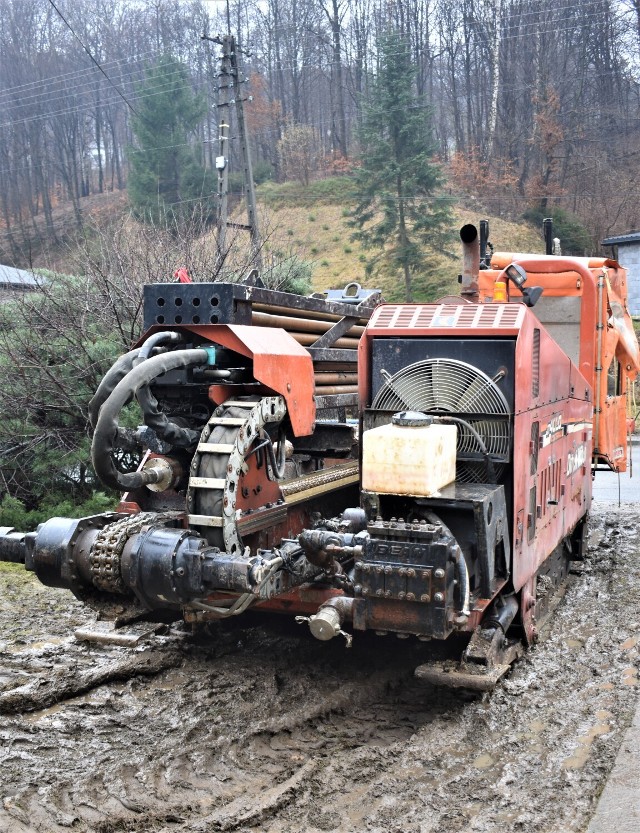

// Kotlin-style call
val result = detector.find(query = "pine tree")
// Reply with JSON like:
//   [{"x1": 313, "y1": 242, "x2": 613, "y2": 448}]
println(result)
[
  {"x1": 128, "y1": 55, "x2": 215, "y2": 228},
  {"x1": 350, "y1": 31, "x2": 453, "y2": 302}
]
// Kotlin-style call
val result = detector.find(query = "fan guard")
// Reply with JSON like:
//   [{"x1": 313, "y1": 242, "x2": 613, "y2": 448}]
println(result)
[{"x1": 372, "y1": 358, "x2": 511, "y2": 483}]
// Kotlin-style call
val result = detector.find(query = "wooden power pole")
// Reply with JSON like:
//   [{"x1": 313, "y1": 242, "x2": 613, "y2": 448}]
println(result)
[
  {"x1": 203, "y1": 33, "x2": 262, "y2": 271},
  {"x1": 215, "y1": 34, "x2": 232, "y2": 255},
  {"x1": 230, "y1": 38, "x2": 262, "y2": 269}
]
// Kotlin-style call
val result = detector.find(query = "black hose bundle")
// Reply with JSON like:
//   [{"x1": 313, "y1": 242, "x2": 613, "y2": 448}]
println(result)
[
  {"x1": 88, "y1": 332, "x2": 183, "y2": 430},
  {"x1": 91, "y1": 348, "x2": 208, "y2": 491},
  {"x1": 88, "y1": 348, "x2": 142, "y2": 430}
]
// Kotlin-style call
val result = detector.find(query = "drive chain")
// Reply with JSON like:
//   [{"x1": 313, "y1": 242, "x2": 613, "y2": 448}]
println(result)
[{"x1": 89, "y1": 512, "x2": 166, "y2": 593}]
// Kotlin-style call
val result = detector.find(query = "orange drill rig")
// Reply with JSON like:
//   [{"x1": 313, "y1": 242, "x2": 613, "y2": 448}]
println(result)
[{"x1": 1, "y1": 225, "x2": 638, "y2": 689}]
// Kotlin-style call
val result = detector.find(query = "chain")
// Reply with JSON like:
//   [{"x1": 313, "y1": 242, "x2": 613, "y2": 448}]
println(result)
[{"x1": 89, "y1": 512, "x2": 165, "y2": 593}]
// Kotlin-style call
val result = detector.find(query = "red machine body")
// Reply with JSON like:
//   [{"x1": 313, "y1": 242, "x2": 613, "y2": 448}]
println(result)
[{"x1": 360, "y1": 300, "x2": 593, "y2": 624}]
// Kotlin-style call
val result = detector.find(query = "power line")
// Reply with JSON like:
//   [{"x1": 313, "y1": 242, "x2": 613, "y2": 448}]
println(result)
[{"x1": 46, "y1": 0, "x2": 139, "y2": 116}]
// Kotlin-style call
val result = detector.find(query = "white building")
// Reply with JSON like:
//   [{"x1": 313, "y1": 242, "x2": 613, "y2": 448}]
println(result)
[{"x1": 601, "y1": 233, "x2": 640, "y2": 316}]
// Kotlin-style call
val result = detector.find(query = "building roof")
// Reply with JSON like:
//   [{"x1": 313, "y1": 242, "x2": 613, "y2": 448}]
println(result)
[
  {"x1": 602, "y1": 232, "x2": 640, "y2": 246},
  {"x1": 0, "y1": 264, "x2": 41, "y2": 287}
]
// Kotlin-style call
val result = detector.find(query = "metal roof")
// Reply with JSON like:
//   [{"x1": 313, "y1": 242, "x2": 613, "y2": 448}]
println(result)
[
  {"x1": 0, "y1": 265, "x2": 42, "y2": 287},
  {"x1": 601, "y1": 232, "x2": 640, "y2": 246}
]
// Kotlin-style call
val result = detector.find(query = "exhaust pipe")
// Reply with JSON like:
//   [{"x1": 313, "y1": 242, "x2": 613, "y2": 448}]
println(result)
[{"x1": 460, "y1": 224, "x2": 480, "y2": 301}]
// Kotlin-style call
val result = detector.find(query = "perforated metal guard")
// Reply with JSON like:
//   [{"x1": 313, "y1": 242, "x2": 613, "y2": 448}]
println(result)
[{"x1": 372, "y1": 358, "x2": 511, "y2": 483}]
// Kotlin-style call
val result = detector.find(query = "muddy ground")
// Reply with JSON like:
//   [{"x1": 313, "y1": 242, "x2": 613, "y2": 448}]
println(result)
[{"x1": 1, "y1": 503, "x2": 639, "y2": 833}]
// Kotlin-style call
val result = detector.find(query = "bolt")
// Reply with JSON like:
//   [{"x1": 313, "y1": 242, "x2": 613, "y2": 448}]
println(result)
[
  {"x1": 422, "y1": 570, "x2": 430, "y2": 579},
  {"x1": 434, "y1": 592, "x2": 444, "y2": 603},
  {"x1": 384, "y1": 590, "x2": 392, "y2": 598},
  {"x1": 354, "y1": 585, "x2": 362, "y2": 595},
  {"x1": 435, "y1": 568, "x2": 445, "y2": 579},
  {"x1": 362, "y1": 587, "x2": 369, "y2": 596},
  {"x1": 398, "y1": 567, "x2": 406, "y2": 577},
  {"x1": 407, "y1": 568, "x2": 416, "y2": 578},
  {"x1": 397, "y1": 591, "x2": 406, "y2": 600},
  {"x1": 376, "y1": 589, "x2": 384, "y2": 597},
  {"x1": 176, "y1": 567, "x2": 185, "y2": 577},
  {"x1": 355, "y1": 561, "x2": 364, "y2": 570},
  {"x1": 420, "y1": 594, "x2": 430, "y2": 602},
  {"x1": 384, "y1": 565, "x2": 392, "y2": 575},
  {"x1": 406, "y1": 592, "x2": 416, "y2": 601},
  {"x1": 376, "y1": 565, "x2": 384, "y2": 574}
]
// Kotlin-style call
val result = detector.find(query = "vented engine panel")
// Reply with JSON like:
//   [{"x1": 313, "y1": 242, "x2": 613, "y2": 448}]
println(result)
[{"x1": 369, "y1": 338, "x2": 514, "y2": 483}]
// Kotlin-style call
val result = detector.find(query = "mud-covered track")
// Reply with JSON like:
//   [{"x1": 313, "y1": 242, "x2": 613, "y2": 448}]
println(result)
[{"x1": 1, "y1": 505, "x2": 639, "y2": 833}]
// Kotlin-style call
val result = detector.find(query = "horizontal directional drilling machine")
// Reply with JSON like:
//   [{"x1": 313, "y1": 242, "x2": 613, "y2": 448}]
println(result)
[{"x1": 1, "y1": 224, "x2": 639, "y2": 689}]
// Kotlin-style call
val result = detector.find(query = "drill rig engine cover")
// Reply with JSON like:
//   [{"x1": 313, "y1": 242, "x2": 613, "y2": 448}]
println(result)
[{"x1": 1, "y1": 226, "x2": 638, "y2": 690}]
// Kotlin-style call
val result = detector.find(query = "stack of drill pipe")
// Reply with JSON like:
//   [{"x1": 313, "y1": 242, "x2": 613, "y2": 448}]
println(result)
[
  {"x1": 251, "y1": 310, "x2": 363, "y2": 347},
  {"x1": 251, "y1": 304, "x2": 368, "y2": 396},
  {"x1": 313, "y1": 372, "x2": 359, "y2": 395},
  {"x1": 252, "y1": 304, "x2": 370, "y2": 329}
]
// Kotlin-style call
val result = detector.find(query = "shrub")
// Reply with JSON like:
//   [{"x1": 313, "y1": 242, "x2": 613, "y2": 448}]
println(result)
[{"x1": 522, "y1": 205, "x2": 592, "y2": 255}]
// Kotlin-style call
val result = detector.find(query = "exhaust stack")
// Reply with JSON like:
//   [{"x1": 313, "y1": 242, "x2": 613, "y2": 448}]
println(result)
[{"x1": 460, "y1": 224, "x2": 480, "y2": 301}]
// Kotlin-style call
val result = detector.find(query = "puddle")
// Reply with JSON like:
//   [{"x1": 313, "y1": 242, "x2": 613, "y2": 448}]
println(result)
[
  {"x1": 7, "y1": 637, "x2": 66, "y2": 654},
  {"x1": 473, "y1": 753, "x2": 495, "y2": 770},
  {"x1": 24, "y1": 703, "x2": 65, "y2": 723},
  {"x1": 562, "y1": 714, "x2": 613, "y2": 770}
]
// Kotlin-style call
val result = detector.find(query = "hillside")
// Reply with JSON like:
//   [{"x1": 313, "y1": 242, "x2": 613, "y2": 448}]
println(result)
[
  {"x1": 9, "y1": 180, "x2": 546, "y2": 302},
  {"x1": 257, "y1": 185, "x2": 545, "y2": 301}
]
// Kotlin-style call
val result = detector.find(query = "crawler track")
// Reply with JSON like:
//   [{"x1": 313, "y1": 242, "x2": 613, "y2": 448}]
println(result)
[{"x1": 0, "y1": 505, "x2": 639, "y2": 833}]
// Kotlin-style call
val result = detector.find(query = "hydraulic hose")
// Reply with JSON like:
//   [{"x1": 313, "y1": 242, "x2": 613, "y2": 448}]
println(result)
[
  {"x1": 452, "y1": 543, "x2": 471, "y2": 617},
  {"x1": 437, "y1": 415, "x2": 497, "y2": 484},
  {"x1": 88, "y1": 348, "x2": 142, "y2": 430},
  {"x1": 91, "y1": 348, "x2": 209, "y2": 491},
  {"x1": 136, "y1": 384, "x2": 200, "y2": 448},
  {"x1": 137, "y1": 330, "x2": 183, "y2": 362},
  {"x1": 88, "y1": 332, "x2": 183, "y2": 430},
  {"x1": 423, "y1": 511, "x2": 470, "y2": 617}
]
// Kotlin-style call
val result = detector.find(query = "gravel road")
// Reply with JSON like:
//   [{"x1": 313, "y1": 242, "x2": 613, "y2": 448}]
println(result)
[{"x1": 0, "y1": 501, "x2": 638, "y2": 833}]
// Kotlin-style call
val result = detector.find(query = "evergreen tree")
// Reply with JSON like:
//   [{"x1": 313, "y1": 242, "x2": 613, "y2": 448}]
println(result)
[
  {"x1": 350, "y1": 31, "x2": 453, "y2": 302},
  {"x1": 128, "y1": 55, "x2": 215, "y2": 227}
]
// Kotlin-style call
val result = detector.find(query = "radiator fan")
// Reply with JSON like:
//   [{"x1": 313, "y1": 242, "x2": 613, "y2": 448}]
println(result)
[{"x1": 372, "y1": 358, "x2": 511, "y2": 483}]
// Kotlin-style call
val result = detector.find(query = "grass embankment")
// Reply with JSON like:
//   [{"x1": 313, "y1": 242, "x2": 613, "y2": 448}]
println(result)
[{"x1": 255, "y1": 177, "x2": 545, "y2": 302}]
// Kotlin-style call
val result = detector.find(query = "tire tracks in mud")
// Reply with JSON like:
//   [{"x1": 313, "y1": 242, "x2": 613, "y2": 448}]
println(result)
[{"x1": 0, "y1": 505, "x2": 639, "y2": 833}]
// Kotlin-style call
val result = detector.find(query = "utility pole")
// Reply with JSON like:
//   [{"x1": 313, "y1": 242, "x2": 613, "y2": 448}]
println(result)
[
  {"x1": 215, "y1": 34, "x2": 233, "y2": 255},
  {"x1": 230, "y1": 38, "x2": 262, "y2": 269},
  {"x1": 203, "y1": 33, "x2": 262, "y2": 271}
]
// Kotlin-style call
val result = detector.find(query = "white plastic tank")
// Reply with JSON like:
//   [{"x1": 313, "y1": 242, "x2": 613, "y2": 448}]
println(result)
[{"x1": 362, "y1": 412, "x2": 457, "y2": 497}]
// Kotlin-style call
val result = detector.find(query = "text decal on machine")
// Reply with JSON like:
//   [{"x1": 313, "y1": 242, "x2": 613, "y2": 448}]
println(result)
[{"x1": 566, "y1": 443, "x2": 587, "y2": 476}]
